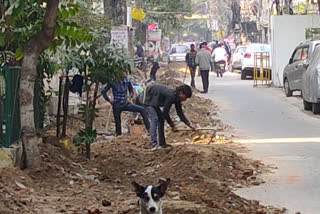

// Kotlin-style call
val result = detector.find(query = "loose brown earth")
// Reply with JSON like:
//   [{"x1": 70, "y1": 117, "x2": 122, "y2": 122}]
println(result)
[{"x1": 0, "y1": 63, "x2": 285, "y2": 214}]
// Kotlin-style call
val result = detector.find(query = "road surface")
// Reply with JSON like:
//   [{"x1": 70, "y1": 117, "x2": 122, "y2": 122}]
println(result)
[{"x1": 186, "y1": 72, "x2": 320, "y2": 214}]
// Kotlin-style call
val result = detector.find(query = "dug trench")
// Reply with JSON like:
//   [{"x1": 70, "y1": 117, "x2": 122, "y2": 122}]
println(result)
[{"x1": 0, "y1": 71, "x2": 285, "y2": 214}]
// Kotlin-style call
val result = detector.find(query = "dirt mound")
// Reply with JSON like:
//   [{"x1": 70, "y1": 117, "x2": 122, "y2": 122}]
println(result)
[
  {"x1": 0, "y1": 129, "x2": 283, "y2": 214},
  {"x1": 159, "y1": 62, "x2": 187, "y2": 79},
  {"x1": 0, "y1": 64, "x2": 284, "y2": 213}
]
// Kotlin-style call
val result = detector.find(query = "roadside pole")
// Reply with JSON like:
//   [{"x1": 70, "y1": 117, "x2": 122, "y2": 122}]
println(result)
[{"x1": 127, "y1": 6, "x2": 134, "y2": 56}]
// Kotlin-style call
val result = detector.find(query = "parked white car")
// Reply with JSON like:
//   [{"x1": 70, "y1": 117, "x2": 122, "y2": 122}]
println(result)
[
  {"x1": 168, "y1": 44, "x2": 189, "y2": 63},
  {"x1": 241, "y1": 43, "x2": 271, "y2": 80},
  {"x1": 231, "y1": 45, "x2": 247, "y2": 72}
]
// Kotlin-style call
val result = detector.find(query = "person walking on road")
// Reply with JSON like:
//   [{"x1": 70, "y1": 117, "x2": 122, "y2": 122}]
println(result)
[
  {"x1": 212, "y1": 43, "x2": 228, "y2": 77},
  {"x1": 102, "y1": 71, "x2": 150, "y2": 136},
  {"x1": 138, "y1": 84, "x2": 195, "y2": 150},
  {"x1": 195, "y1": 43, "x2": 213, "y2": 93},
  {"x1": 185, "y1": 44, "x2": 197, "y2": 88}
]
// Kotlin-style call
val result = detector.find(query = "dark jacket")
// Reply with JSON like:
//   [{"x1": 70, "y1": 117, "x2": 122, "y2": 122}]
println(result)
[
  {"x1": 141, "y1": 84, "x2": 190, "y2": 127},
  {"x1": 186, "y1": 50, "x2": 197, "y2": 67},
  {"x1": 136, "y1": 46, "x2": 144, "y2": 58}
]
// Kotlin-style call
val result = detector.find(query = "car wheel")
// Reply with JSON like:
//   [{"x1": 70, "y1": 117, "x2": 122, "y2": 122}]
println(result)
[
  {"x1": 241, "y1": 70, "x2": 246, "y2": 80},
  {"x1": 312, "y1": 103, "x2": 320, "y2": 114},
  {"x1": 303, "y1": 100, "x2": 312, "y2": 111},
  {"x1": 284, "y1": 78, "x2": 293, "y2": 97}
]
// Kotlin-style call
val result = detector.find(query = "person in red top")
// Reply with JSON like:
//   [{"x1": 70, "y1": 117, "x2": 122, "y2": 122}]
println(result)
[{"x1": 203, "y1": 42, "x2": 212, "y2": 53}]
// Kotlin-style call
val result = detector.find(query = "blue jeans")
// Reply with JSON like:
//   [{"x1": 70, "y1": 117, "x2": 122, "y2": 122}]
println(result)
[
  {"x1": 113, "y1": 102, "x2": 150, "y2": 135},
  {"x1": 146, "y1": 106, "x2": 166, "y2": 148}
]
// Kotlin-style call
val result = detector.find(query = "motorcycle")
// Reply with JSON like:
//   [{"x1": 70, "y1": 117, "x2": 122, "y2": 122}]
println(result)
[{"x1": 216, "y1": 60, "x2": 226, "y2": 78}]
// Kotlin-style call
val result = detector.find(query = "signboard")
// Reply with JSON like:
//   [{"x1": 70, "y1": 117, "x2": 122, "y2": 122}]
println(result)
[
  {"x1": 147, "y1": 29, "x2": 162, "y2": 57},
  {"x1": 132, "y1": 8, "x2": 146, "y2": 21},
  {"x1": 111, "y1": 27, "x2": 128, "y2": 50}
]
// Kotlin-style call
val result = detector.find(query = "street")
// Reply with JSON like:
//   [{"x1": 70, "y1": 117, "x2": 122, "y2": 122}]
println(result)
[{"x1": 188, "y1": 72, "x2": 320, "y2": 214}]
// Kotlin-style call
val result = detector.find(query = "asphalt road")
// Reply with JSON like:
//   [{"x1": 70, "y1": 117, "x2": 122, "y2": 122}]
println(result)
[{"x1": 187, "y1": 72, "x2": 320, "y2": 214}]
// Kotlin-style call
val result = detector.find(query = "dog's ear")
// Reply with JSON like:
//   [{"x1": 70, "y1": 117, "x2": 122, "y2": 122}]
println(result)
[
  {"x1": 132, "y1": 181, "x2": 145, "y2": 197},
  {"x1": 158, "y1": 178, "x2": 170, "y2": 197}
]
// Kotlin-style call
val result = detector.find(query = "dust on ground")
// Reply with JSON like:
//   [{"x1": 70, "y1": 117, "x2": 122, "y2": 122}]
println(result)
[{"x1": 0, "y1": 63, "x2": 286, "y2": 214}]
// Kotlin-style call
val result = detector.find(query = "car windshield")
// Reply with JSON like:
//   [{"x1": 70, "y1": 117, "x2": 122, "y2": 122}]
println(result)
[
  {"x1": 249, "y1": 44, "x2": 271, "y2": 52},
  {"x1": 172, "y1": 45, "x2": 188, "y2": 54},
  {"x1": 238, "y1": 47, "x2": 246, "y2": 54}
]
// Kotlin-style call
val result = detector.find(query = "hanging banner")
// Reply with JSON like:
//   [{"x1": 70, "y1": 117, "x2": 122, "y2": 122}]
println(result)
[
  {"x1": 132, "y1": 8, "x2": 146, "y2": 21},
  {"x1": 146, "y1": 29, "x2": 162, "y2": 57},
  {"x1": 111, "y1": 26, "x2": 128, "y2": 50}
]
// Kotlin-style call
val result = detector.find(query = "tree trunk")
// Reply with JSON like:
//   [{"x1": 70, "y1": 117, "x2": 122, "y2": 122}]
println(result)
[{"x1": 20, "y1": 0, "x2": 59, "y2": 168}]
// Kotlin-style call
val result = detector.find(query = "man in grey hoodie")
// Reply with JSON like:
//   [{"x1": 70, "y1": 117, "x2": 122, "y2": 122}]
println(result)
[{"x1": 195, "y1": 43, "x2": 213, "y2": 93}]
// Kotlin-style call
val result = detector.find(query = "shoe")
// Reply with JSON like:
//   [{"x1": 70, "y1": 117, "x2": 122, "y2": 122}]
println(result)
[
  {"x1": 160, "y1": 144, "x2": 173, "y2": 149},
  {"x1": 151, "y1": 146, "x2": 160, "y2": 151}
]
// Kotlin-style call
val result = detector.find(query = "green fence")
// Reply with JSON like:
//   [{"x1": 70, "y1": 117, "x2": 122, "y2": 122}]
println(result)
[
  {"x1": 0, "y1": 66, "x2": 21, "y2": 148},
  {"x1": 0, "y1": 66, "x2": 45, "y2": 148}
]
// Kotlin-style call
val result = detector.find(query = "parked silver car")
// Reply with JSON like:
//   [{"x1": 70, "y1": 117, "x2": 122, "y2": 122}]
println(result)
[
  {"x1": 283, "y1": 40, "x2": 320, "y2": 97},
  {"x1": 302, "y1": 45, "x2": 320, "y2": 114}
]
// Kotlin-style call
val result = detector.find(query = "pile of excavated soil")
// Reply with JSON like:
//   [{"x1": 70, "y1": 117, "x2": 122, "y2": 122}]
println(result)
[
  {"x1": 0, "y1": 64, "x2": 284, "y2": 214},
  {"x1": 0, "y1": 92, "x2": 284, "y2": 214},
  {"x1": 0, "y1": 133, "x2": 284, "y2": 214}
]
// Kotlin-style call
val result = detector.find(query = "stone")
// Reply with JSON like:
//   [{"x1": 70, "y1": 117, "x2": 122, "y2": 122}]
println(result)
[{"x1": 102, "y1": 200, "x2": 111, "y2": 207}]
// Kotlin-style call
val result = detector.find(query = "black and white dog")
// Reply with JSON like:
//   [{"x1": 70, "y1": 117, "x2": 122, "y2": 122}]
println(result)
[{"x1": 132, "y1": 178, "x2": 170, "y2": 214}]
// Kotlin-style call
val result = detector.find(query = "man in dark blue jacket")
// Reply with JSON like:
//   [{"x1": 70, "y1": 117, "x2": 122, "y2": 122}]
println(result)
[{"x1": 102, "y1": 71, "x2": 150, "y2": 136}]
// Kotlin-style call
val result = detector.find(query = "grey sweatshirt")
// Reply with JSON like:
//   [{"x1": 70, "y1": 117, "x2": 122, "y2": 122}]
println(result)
[{"x1": 195, "y1": 48, "x2": 213, "y2": 70}]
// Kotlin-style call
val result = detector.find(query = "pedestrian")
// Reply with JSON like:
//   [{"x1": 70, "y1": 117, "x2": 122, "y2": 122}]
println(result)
[
  {"x1": 138, "y1": 84, "x2": 195, "y2": 150},
  {"x1": 185, "y1": 44, "x2": 197, "y2": 88},
  {"x1": 211, "y1": 40, "x2": 219, "y2": 53},
  {"x1": 212, "y1": 43, "x2": 228, "y2": 77},
  {"x1": 102, "y1": 71, "x2": 150, "y2": 136},
  {"x1": 224, "y1": 41, "x2": 232, "y2": 64},
  {"x1": 203, "y1": 42, "x2": 212, "y2": 53},
  {"x1": 135, "y1": 41, "x2": 144, "y2": 58},
  {"x1": 147, "y1": 62, "x2": 160, "y2": 82},
  {"x1": 195, "y1": 43, "x2": 213, "y2": 93}
]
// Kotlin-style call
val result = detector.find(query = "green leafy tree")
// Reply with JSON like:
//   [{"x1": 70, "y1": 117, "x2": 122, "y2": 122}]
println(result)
[
  {"x1": 69, "y1": 31, "x2": 133, "y2": 159},
  {"x1": 0, "y1": 0, "x2": 91, "y2": 168},
  {"x1": 133, "y1": 0, "x2": 192, "y2": 43}
]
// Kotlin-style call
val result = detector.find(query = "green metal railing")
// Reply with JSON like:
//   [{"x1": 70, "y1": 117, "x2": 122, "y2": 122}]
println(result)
[
  {"x1": 0, "y1": 66, "x2": 45, "y2": 148},
  {"x1": 0, "y1": 66, "x2": 21, "y2": 148}
]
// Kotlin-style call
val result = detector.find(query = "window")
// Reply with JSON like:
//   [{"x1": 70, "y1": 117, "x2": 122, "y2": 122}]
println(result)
[
  {"x1": 238, "y1": 47, "x2": 247, "y2": 54},
  {"x1": 175, "y1": 45, "x2": 188, "y2": 54},
  {"x1": 293, "y1": 48, "x2": 302, "y2": 63},
  {"x1": 249, "y1": 44, "x2": 271, "y2": 52},
  {"x1": 301, "y1": 47, "x2": 309, "y2": 60}
]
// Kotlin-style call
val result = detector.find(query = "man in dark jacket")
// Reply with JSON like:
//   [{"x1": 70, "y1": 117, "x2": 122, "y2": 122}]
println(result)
[
  {"x1": 185, "y1": 44, "x2": 197, "y2": 87},
  {"x1": 135, "y1": 41, "x2": 144, "y2": 58},
  {"x1": 139, "y1": 84, "x2": 195, "y2": 149}
]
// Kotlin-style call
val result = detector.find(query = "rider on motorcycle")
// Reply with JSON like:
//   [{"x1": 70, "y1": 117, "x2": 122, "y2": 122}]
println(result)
[{"x1": 211, "y1": 43, "x2": 228, "y2": 77}]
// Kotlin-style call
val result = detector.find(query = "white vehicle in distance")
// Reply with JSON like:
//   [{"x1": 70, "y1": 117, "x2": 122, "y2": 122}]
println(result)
[
  {"x1": 168, "y1": 44, "x2": 190, "y2": 63},
  {"x1": 241, "y1": 43, "x2": 271, "y2": 80},
  {"x1": 231, "y1": 45, "x2": 247, "y2": 72}
]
